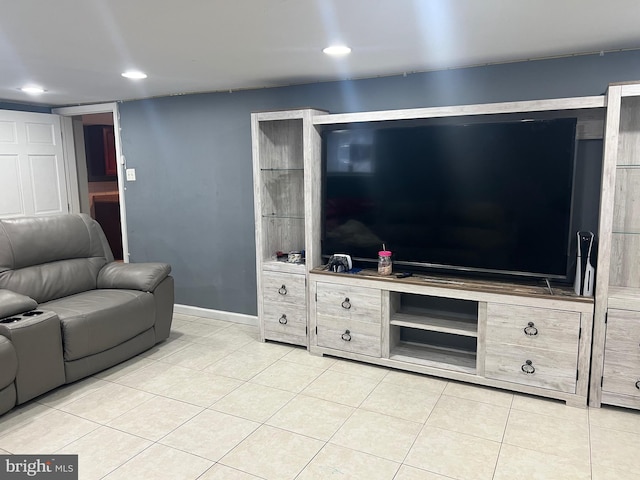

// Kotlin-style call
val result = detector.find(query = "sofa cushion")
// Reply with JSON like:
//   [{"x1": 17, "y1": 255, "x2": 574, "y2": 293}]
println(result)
[
  {"x1": 0, "y1": 336, "x2": 17, "y2": 389},
  {"x1": 0, "y1": 258, "x2": 107, "y2": 304},
  {"x1": 42, "y1": 289, "x2": 155, "y2": 361},
  {"x1": 0, "y1": 214, "x2": 114, "y2": 303}
]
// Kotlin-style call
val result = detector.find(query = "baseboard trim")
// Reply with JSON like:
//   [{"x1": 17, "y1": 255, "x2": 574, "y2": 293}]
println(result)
[{"x1": 173, "y1": 304, "x2": 258, "y2": 327}]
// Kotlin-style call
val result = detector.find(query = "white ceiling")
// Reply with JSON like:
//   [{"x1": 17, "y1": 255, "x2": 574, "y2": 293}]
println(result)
[{"x1": 2, "y1": 0, "x2": 640, "y2": 107}]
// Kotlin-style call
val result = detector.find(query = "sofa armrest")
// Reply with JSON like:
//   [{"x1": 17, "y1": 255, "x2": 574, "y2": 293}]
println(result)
[
  {"x1": 97, "y1": 262, "x2": 171, "y2": 292},
  {"x1": 0, "y1": 289, "x2": 38, "y2": 319}
]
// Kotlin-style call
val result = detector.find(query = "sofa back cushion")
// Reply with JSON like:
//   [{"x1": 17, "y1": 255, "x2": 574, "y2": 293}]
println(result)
[{"x1": 0, "y1": 214, "x2": 114, "y2": 303}]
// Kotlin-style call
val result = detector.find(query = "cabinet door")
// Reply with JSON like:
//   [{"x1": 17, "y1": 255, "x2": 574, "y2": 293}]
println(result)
[
  {"x1": 261, "y1": 271, "x2": 306, "y2": 345},
  {"x1": 315, "y1": 282, "x2": 382, "y2": 357},
  {"x1": 484, "y1": 303, "x2": 580, "y2": 393},
  {"x1": 602, "y1": 308, "x2": 640, "y2": 398}
]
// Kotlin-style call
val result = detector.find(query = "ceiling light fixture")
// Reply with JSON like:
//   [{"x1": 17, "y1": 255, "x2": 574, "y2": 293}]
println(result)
[
  {"x1": 121, "y1": 70, "x2": 147, "y2": 79},
  {"x1": 20, "y1": 85, "x2": 45, "y2": 95},
  {"x1": 323, "y1": 45, "x2": 351, "y2": 56}
]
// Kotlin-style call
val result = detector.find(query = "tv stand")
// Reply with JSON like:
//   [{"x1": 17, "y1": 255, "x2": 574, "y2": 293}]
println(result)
[
  {"x1": 308, "y1": 267, "x2": 593, "y2": 406},
  {"x1": 251, "y1": 93, "x2": 614, "y2": 407}
]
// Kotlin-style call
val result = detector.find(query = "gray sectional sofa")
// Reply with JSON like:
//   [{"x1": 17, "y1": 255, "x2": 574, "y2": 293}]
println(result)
[{"x1": 0, "y1": 213, "x2": 174, "y2": 415}]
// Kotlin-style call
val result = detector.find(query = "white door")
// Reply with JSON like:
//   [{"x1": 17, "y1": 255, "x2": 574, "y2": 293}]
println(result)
[{"x1": 0, "y1": 110, "x2": 69, "y2": 218}]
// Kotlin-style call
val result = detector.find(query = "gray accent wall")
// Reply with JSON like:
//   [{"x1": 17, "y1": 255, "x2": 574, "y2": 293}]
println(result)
[{"x1": 118, "y1": 50, "x2": 640, "y2": 315}]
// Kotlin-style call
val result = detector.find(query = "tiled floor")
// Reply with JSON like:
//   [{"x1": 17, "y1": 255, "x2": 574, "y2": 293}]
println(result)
[{"x1": 1, "y1": 313, "x2": 640, "y2": 479}]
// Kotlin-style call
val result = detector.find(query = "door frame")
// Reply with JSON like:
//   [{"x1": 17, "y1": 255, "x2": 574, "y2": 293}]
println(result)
[{"x1": 53, "y1": 103, "x2": 130, "y2": 262}]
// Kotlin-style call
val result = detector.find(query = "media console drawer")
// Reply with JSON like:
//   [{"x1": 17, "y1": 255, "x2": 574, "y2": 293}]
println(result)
[
  {"x1": 484, "y1": 343, "x2": 578, "y2": 393},
  {"x1": 262, "y1": 271, "x2": 306, "y2": 306},
  {"x1": 486, "y1": 303, "x2": 581, "y2": 353},
  {"x1": 315, "y1": 282, "x2": 382, "y2": 357}
]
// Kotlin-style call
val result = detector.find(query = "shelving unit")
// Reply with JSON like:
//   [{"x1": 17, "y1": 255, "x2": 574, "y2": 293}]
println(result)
[
  {"x1": 252, "y1": 109, "x2": 325, "y2": 346},
  {"x1": 251, "y1": 90, "x2": 627, "y2": 406},
  {"x1": 590, "y1": 84, "x2": 640, "y2": 409}
]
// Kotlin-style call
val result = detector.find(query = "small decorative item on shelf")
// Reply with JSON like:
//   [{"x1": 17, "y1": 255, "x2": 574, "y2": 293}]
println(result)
[
  {"x1": 288, "y1": 251, "x2": 303, "y2": 263},
  {"x1": 378, "y1": 245, "x2": 392, "y2": 276}
]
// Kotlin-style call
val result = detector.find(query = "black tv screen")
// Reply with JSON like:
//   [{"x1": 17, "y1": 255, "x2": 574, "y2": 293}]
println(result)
[{"x1": 322, "y1": 118, "x2": 578, "y2": 279}]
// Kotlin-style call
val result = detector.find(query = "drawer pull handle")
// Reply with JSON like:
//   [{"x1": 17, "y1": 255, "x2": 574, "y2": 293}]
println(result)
[
  {"x1": 341, "y1": 298, "x2": 351, "y2": 310},
  {"x1": 521, "y1": 360, "x2": 536, "y2": 375},
  {"x1": 524, "y1": 322, "x2": 538, "y2": 336},
  {"x1": 278, "y1": 285, "x2": 287, "y2": 295},
  {"x1": 636, "y1": 381, "x2": 640, "y2": 390},
  {"x1": 278, "y1": 314, "x2": 287, "y2": 325},
  {"x1": 341, "y1": 330, "x2": 352, "y2": 341}
]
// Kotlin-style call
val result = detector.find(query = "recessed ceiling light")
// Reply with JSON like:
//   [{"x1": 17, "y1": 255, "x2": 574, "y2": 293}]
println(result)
[
  {"x1": 323, "y1": 45, "x2": 351, "y2": 56},
  {"x1": 20, "y1": 85, "x2": 45, "y2": 95},
  {"x1": 121, "y1": 70, "x2": 147, "y2": 79}
]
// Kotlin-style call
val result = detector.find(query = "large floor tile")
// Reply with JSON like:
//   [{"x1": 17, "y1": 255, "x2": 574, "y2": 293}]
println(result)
[
  {"x1": 58, "y1": 382, "x2": 155, "y2": 424},
  {"x1": 511, "y1": 393, "x2": 589, "y2": 422},
  {"x1": 115, "y1": 362, "x2": 199, "y2": 394},
  {"x1": 591, "y1": 464, "x2": 640, "y2": 480},
  {"x1": 296, "y1": 443, "x2": 400, "y2": 480},
  {"x1": 103, "y1": 443, "x2": 213, "y2": 480},
  {"x1": 589, "y1": 405, "x2": 640, "y2": 434},
  {"x1": 249, "y1": 359, "x2": 325, "y2": 393},
  {"x1": 281, "y1": 347, "x2": 337, "y2": 369},
  {"x1": 0, "y1": 402, "x2": 56, "y2": 436},
  {"x1": 503, "y1": 409, "x2": 590, "y2": 463},
  {"x1": 266, "y1": 394, "x2": 353, "y2": 440},
  {"x1": 330, "y1": 409, "x2": 421, "y2": 462},
  {"x1": 359, "y1": 380, "x2": 440, "y2": 423},
  {"x1": 37, "y1": 377, "x2": 110, "y2": 409},
  {"x1": 160, "y1": 409, "x2": 260, "y2": 461},
  {"x1": 106, "y1": 396, "x2": 203, "y2": 441},
  {"x1": 493, "y1": 444, "x2": 591, "y2": 480},
  {"x1": 393, "y1": 465, "x2": 453, "y2": 480},
  {"x1": 405, "y1": 426, "x2": 500, "y2": 480},
  {"x1": 302, "y1": 370, "x2": 380, "y2": 407},
  {"x1": 204, "y1": 349, "x2": 280, "y2": 381},
  {"x1": 236, "y1": 340, "x2": 295, "y2": 360},
  {"x1": 139, "y1": 337, "x2": 191, "y2": 360},
  {"x1": 329, "y1": 359, "x2": 389, "y2": 381},
  {"x1": 220, "y1": 425, "x2": 324, "y2": 480},
  {"x1": 380, "y1": 370, "x2": 448, "y2": 395},
  {"x1": 192, "y1": 326, "x2": 256, "y2": 350},
  {"x1": 591, "y1": 425, "x2": 640, "y2": 475},
  {"x1": 169, "y1": 318, "x2": 228, "y2": 342},
  {"x1": 210, "y1": 382, "x2": 295, "y2": 422},
  {"x1": 93, "y1": 356, "x2": 156, "y2": 381},
  {"x1": 442, "y1": 381, "x2": 513, "y2": 407},
  {"x1": 426, "y1": 394, "x2": 509, "y2": 442},
  {"x1": 158, "y1": 342, "x2": 232, "y2": 370},
  {"x1": 0, "y1": 409, "x2": 99, "y2": 453},
  {"x1": 55, "y1": 426, "x2": 152, "y2": 480},
  {"x1": 198, "y1": 464, "x2": 264, "y2": 480},
  {"x1": 153, "y1": 370, "x2": 243, "y2": 407}
]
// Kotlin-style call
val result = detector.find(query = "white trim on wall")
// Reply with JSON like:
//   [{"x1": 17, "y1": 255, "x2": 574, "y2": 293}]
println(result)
[{"x1": 173, "y1": 304, "x2": 258, "y2": 327}]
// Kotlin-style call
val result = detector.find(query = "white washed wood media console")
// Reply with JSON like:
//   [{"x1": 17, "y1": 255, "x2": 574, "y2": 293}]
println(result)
[{"x1": 252, "y1": 83, "x2": 640, "y2": 408}]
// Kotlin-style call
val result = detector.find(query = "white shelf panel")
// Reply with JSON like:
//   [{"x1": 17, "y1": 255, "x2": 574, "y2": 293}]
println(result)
[
  {"x1": 390, "y1": 311, "x2": 477, "y2": 337},
  {"x1": 313, "y1": 96, "x2": 605, "y2": 125},
  {"x1": 390, "y1": 341, "x2": 476, "y2": 374}
]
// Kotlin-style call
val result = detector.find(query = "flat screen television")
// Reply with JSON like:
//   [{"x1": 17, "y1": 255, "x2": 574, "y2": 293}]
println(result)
[{"x1": 321, "y1": 117, "x2": 578, "y2": 280}]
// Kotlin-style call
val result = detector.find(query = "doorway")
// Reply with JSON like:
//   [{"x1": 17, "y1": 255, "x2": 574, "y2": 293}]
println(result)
[
  {"x1": 53, "y1": 103, "x2": 129, "y2": 262},
  {"x1": 82, "y1": 113, "x2": 123, "y2": 260}
]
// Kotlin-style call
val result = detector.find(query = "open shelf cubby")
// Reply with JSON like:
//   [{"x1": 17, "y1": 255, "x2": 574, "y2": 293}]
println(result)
[
  {"x1": 389, "y1": 293, "x2": 478, "y2": 337},
  {"x1": 390, "y1": 329, "x2": 477, "y2": 374},
  {"x1": 388, "y1": 294, "x2": 479, "y2": 374}
]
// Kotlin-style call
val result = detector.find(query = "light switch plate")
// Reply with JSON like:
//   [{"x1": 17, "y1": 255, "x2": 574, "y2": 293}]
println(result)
[{"x1": 126, "y1": 168, "x2": 136, "y2": 181}]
